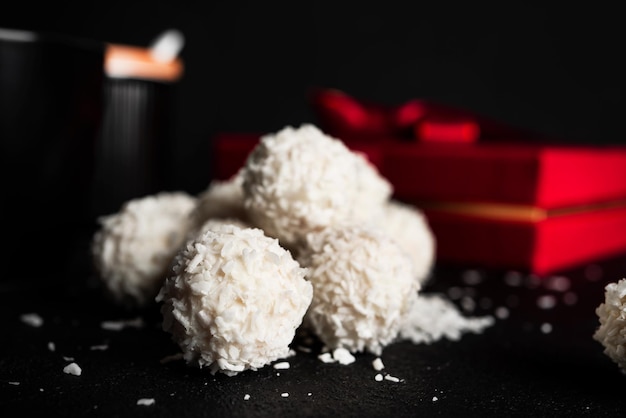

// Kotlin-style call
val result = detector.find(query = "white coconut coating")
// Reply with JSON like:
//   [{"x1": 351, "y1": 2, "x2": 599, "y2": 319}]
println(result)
[
  {"x1": 156, "y1": 226, "x2": 313, "y2": 376},
  {"x1": 300, "y1": 224, "x2": 419, "y2": 355},
  {"x1": 91, "y1": 191, "x2": 197, "y2": 307},
  {"x1": 378, "y1": 200, "x2": 436, "y2": 285},
  {"x1": 593, "y1": 278, "x2": 626, "y2": 373},
  {"x1": 241, "y1": 124, "x2": 391, "y2": 247},
  {"x1": 190, "y1": 171, "x2": 248, "y2": 230}
]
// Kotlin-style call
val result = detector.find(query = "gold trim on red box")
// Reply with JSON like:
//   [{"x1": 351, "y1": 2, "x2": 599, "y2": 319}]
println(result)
[{"x1": 415, "y1": 198, "x2": 626, "y2": 222}]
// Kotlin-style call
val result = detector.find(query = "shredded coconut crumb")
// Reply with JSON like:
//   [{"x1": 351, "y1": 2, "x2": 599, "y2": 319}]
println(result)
[
  {"x1": 90, "y1": 344, "x2": 109, "y2": 351},
  {"x1": 494, "y1": 306, "x2": 510, "y2": 319},
  {"x1": 375, "y1": 374, "x2": 383, "y2": 382},
  {"x1": 8, "y1": 381, "x2": 20, "y2": 386},
  {"x1": 537, "y1": 295, "x2": 557, "y2": 309},
  {"x1": 63, "y1": 362, "x2": 82, "y2": 376},
  {"x1": 281, "y1": 392, "x2": 289, "y2": 398},
  {"x1": 244, "y1": 394, "x2": 250, "y2": 401},
  {"x1": 20, "y1": 313, "x2": 43, "y2": 327},
  {"x1": 372, "y1": 358, "x2": 384, "y2": 371},
  {"x1": 48, "y1": 342, "x2": 56, "y2": 352},
  {"x1": 273, "y1": 361, "x2": 290, "y2": 370},
  {"x1": 384, "y1": 375, "x2": 401, "y2": 383},
  {"x1": 137, "y1": 398, "x2": 155, "y2": 406},
  {"x1": 317, "y1": 348, "x2": 356, "y2": 365},
  {"x1": 432, "y1": 396, "x2": 438, "y2": 401},
  {"x1": 101, "y1": 317, "x2": 144, "y2": 331},
  {"x1": 318, "y1": 352, "x2": 334, "y2": 363},
  {"x1": 160, "y1": 353, "x2": 184, "y2": 364},
  {"x1": 63, "y1": 356, "x2": 74, "y2": 362},
  {"x1": 540, "y1": 323, "x2": 553, "y2": 334},
  {"x1": 332, "y1": 348, "x2": 355, "y2": 365}
]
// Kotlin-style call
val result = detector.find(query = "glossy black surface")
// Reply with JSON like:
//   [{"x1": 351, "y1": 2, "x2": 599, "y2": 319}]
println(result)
[{"x1": 2, "y1": 233, "x2": 626, "y2": 417}]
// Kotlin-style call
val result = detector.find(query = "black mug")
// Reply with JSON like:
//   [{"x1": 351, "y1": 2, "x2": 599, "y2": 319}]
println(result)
[{"x1": 0, "y1": 28, "x2": 105, "y2": 282}]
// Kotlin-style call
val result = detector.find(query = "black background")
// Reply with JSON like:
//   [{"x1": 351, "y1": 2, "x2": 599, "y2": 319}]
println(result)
[{"x1": 1, "y1": 2, "x2": 624, "y2": 193}]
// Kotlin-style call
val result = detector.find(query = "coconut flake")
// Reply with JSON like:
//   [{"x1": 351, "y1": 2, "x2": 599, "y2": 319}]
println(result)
[
  {"x1": 372, "y1": 358, "x2": 385, "y2": 371},
  {"x1": 101, "y1": 317, "x2": 144, "y2": 331},
  {"x1": 273, "y1": 361, "x2": 290, "y2": 370},
  {"x1": 63, "y1": 362, "x2": 82, "y2": 376},
  {"x1": 20, "y1": 313, "x2": 43, "y2": 327},
  {"x1": 137, "y1": 398, "x2": 155, "y2": 406}
]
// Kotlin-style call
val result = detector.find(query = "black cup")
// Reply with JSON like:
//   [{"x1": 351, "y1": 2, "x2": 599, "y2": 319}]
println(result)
[{"x1": 0, "y1": 28, "x2": 104, "y2": 282}]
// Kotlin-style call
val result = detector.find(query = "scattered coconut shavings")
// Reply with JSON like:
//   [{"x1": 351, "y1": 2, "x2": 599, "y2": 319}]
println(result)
[
  {"x1": 90, "y1": 344, "x2": 109, "y2": 351},
  {"x1": 63, "y1": 362, "x2": 82, "y2": 376},
  {"x1": 296, "y1": 345, "x2": 312, "y2": 353},
  {"x1": 48, "y1": 342, "x2": 55, "y2": 352},
  {"x1": 372, "y1": 358, "x2": 384, "y2": 371},
  {"x1": 540, "y1": 323, "x2": 553, "y2": 334},
  {"x1": 494, "y1": 306, "x2": 510, "y2": 319},
  {"x1": 8, "y1": 381, "x2": 20, "y2": 386},
  {"x1": 536, "y1": 295, "x2": 557, "y2": 310},
  {"x1": 332, "y1": 348, "x2": 355, "y2": 365},
  {"x1": 317, "y1": 348, "x2": 355, "y2": 365},
  {"x1": 281, "y1": 392, "x2": 289, "y2": 398},
  {"x1": 384, "y1": 375, "x2": 401, "y2": 383},
  {"x1": 318, "y1": 353, "x2": 334, "y2": 363},
  {"x1": 20, "y1": 313, "x2": 43, "y2": 327},
  {"x1": 137, "y1": 398, "x2": 155, "y2": 406},
  {"x1": 398, "y1": 293, "x2": 495, "y2": 345},
  {"x1": 63, "y1": 356, "x2": 75, "y2": 362},
  {"x1": 432, "y1": 396, "x2": 439, "y2": 402},
  {"x1": 101, "y1": 317, "x2": 144, "y2": 331},
  {"x1": 273, "y1": 361, "x2": 290, "y2": 370},
  {"x1": 374, "y1": 374, "x2": 383, "y2": 382},
  {"x1": 244, "y1": 394, "x2": 250, "y2": 401},
  {"x1": 160, "y1": 353, "x2": 184, "y2": 364}
]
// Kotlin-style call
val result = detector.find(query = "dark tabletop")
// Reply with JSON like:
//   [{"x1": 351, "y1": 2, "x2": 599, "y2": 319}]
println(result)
[{"x1": 2, "y1": 232, "x2": 626, "y2": 418}]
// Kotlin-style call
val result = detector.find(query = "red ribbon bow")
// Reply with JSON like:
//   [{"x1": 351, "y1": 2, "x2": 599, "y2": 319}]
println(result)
[{"x1": 308, "y1": 88, "x2": 529, "y2": 144}]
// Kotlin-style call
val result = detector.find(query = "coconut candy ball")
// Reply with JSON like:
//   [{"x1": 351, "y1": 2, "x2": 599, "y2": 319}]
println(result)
[
  {"x1": 241, "y1": 123, "x2": 391, "y2": 248},
  {"x1": 378, "y1": 200, "x2": 436, "y2": 285},
  {"x1": 190, "y1": 170, "x2": 248, "y2": 230},
  {"x1": 593, "y1": 278, "x2": 626, "y2": 373},
  {"x1": 91, "y1": 191, "x2": 197, "y2": 307},
  {"x1": 300, "y1": 224, "x2": 419, "y2": 356},
  {"x1": 156, "y1": 226, "x2": 313, "y2": 376}
]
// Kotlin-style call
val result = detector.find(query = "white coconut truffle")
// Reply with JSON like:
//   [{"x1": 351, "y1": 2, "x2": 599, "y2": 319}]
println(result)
[
  {"x1": 91, "y1": 191, "x2": 198, "y2": 307},
  {"x1": 378, "y1": 200, "x2": 436, "y2": 285},
  {"x1": 241, "y1": 124, "x2": 391, "y2": 247},
  {"x1": 593, "y1": 278, "x2": 626, "y2": 373},
  {"x1": 156, "y1": 226, "x2": 313, "y2": 376},
  {"x1": 301, "y1": 224, "x2": 419, "y2": 355},
  {"x1": 190, "y1": 171, "x2": 248, "y2": 229}
]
